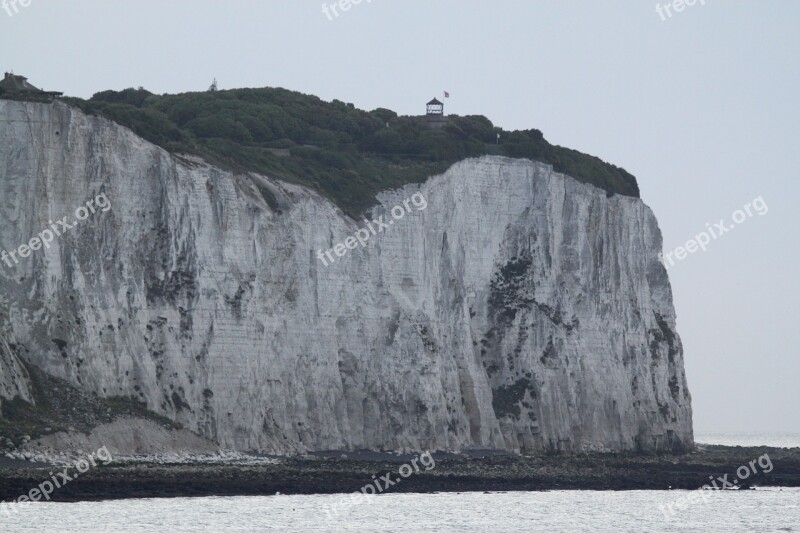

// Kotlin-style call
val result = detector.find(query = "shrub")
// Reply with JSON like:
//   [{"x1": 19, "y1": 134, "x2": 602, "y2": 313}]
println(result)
[{"x1": 53, "y1": 86, "x2": 639, "y2": 216}]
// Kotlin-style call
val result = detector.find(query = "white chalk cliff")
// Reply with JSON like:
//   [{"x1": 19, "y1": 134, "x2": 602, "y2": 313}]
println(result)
[{"x1": 0, "y1": 100, "x2": 693, "y2": 453}]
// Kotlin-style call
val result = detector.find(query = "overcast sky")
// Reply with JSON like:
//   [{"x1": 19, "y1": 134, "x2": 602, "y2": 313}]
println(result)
[{"x1": 2, "y1": 0, "x2": 798, "y2": 435}]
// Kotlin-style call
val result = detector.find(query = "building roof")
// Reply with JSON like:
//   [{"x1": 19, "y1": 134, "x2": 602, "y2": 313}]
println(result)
[
  {"x1": 0, "y1": 72, "x2": 62, "y2": 97},
  {"x1": 427, "y1": 98, "x2": 443, "y2": 106},
  {"x1": 0, "y1": 72, "x2": 42, "y2": 92}
]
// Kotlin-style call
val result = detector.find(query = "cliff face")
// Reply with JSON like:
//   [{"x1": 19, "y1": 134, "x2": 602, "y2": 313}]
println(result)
[{"x1": 0, "y1": 100, "x2": 692, "y2": 453}]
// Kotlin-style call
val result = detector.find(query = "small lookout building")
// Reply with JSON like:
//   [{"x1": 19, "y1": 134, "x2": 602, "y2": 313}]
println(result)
[{"x1": 425, "y1": 98, "x2": 447, "y2": 129}]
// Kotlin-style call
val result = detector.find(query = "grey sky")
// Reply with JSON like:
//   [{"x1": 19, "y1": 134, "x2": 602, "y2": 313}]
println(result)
[{"x1": 2, "y1": 0, "x2": 798, "y2": 434}]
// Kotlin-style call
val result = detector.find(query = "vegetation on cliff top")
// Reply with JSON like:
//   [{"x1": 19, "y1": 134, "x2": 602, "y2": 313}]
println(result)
[{"x1": 52, "y1": 87, "x2": 639, "y2": 216}]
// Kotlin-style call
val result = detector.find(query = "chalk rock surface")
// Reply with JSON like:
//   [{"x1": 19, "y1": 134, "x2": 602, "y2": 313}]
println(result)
[{"x1": 0, "y1": 100, "x2": 692, "y2": 453}]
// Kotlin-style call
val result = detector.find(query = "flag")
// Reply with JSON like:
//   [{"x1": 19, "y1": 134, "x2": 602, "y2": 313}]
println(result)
[{"x1": 443, "y1": 91, "x2": 450, "y2": 98}]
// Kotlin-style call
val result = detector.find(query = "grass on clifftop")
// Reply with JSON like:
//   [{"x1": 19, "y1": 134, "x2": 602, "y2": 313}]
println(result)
[{"x1": 48, "y1": 87, "x2": 641, "y2": 217}]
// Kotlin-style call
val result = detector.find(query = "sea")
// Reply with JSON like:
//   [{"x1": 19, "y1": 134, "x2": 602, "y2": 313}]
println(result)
[
  {"x1": 3, "y1": 433, "x2": 799, "y2": 532},
  {"x1": 695, "y1": 432, "x2": 800, "y2": 449}
]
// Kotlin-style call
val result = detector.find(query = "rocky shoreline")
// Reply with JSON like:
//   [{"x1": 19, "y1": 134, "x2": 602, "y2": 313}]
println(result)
[{"x1": 1, "y1": 445, "x2": 799, "y2": 503}]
